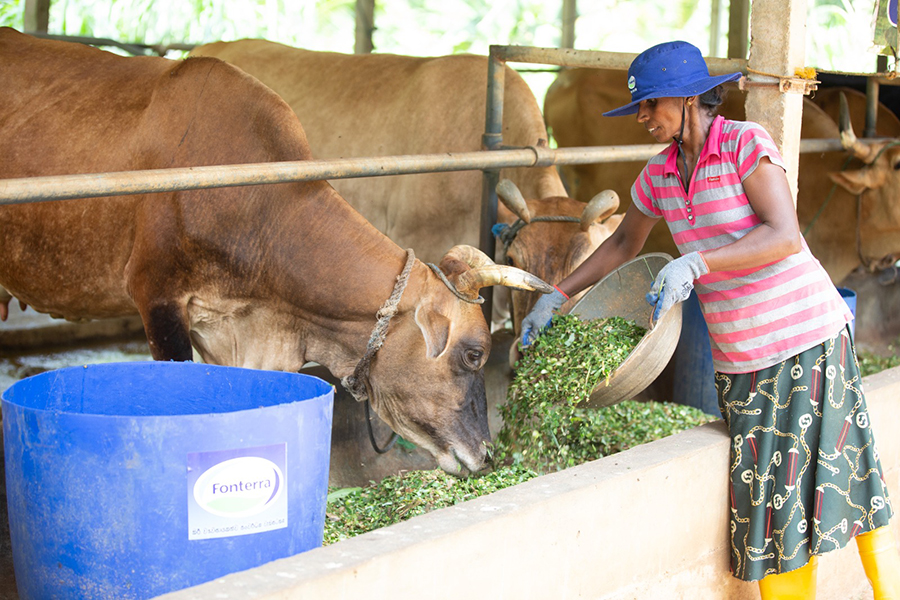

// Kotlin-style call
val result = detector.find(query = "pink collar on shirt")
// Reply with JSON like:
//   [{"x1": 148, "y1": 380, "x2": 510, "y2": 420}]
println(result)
[{"x1": 662, "y1": 115, "x2": 727, "y2": 178}]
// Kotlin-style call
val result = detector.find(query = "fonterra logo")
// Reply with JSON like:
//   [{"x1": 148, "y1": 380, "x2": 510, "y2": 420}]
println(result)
[
  {"x1": 628, "y1": 75, "x2": 637, "y2": 95},
  {"x1": 193, "y1": 456, "x2": 284, "y2": 517}
]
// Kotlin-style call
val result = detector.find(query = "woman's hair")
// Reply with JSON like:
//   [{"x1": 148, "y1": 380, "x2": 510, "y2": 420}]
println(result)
[{"x1": 698, "y1": 85, "x2": 727, "y2": 116}]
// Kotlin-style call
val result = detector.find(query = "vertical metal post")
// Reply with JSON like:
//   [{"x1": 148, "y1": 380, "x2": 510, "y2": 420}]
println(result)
[
  {"x1": 480, "y1": 47, "x2": 506, "y2": 325},
  {"x1": 355, "y1": 0, "x2": 375, "y2": 54},
  {"x1": 865, "y1": 76, "x2": 880, "y2": 138}
]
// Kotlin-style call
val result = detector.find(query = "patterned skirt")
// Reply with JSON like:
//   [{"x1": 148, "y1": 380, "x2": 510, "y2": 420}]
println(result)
[{"x1": 716, "y1": 326, "x2": 893, "y2": 581}]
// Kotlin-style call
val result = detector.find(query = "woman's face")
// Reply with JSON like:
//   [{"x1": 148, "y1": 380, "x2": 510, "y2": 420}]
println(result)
[{"x1": 635, "y1": 96, "x2": 687, "y2": 142}]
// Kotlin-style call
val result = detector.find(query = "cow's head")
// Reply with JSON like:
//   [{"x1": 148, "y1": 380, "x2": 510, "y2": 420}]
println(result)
[
  {"x1": 493, "y1": 179, "x2": 623, "y2": 334},
  {"x1": 829, "y1": 93, "x2": 900, "y2": 271},
  {"x1": 364, "y1": 245, "x2": 552, "y2": 476}
]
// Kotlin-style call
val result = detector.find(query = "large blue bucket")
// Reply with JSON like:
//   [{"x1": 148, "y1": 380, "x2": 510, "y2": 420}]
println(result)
[
  {"x1": 671, "y1": 291, "x2": 719, "y2": 417},
  {"x1": 2, "y1": 361, "x2": 334, "y2": 600},
  {"x1": 837, "y1": 286, "x2": 857, "y2": 339}
]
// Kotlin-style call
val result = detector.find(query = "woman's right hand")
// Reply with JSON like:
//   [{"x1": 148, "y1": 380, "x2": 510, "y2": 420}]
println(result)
[{"x1": 520, "y1": 286, "x2": 568, "y2": 347}]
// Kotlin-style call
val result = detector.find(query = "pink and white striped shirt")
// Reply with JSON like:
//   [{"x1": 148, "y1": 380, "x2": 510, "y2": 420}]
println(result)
[{"x1": 631, "y1": 116, "x2": 852, "y2": 373}]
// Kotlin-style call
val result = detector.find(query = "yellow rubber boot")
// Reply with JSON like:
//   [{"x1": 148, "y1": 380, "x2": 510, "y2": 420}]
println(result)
[
  {"x1": 857, "y1": 526, "x2": 900, "y2": 599},
  {"x1": 758, "y1": 556, "x2": 818, "y2": 600}
]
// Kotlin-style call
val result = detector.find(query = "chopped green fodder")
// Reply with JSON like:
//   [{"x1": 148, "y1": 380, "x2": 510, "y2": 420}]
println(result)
[
  {"x1": 324, "y1": 313, "x2": 717, "y2": 544},
  {"x1": 497, "y1": 314, "x2": 648, "y2": 472},
  {"x1": 324, "y1": 464, "x2": 540, "y2": 545}
]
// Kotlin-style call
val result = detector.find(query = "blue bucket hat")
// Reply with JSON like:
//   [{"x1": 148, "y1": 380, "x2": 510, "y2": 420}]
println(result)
[{"x1": 603, "y1": 41, "x2": 742, "y2": 117}]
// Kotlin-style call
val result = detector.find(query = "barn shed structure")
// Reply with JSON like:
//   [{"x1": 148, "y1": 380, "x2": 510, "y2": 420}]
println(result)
[{"x1": 3, "y1": 0, "x2": 900, "y2": 598}]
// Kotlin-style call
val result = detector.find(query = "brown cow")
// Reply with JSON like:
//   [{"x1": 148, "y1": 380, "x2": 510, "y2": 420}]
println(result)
[
  {"x1": 189, "y1": 39, "x2": 623, "y2": 334},
  {"x1": 0, "y1": 28, "x2": 553, "y2": 476},
  {"x1": 544, "y1": 68, "x2": 900, "y2": 284}
]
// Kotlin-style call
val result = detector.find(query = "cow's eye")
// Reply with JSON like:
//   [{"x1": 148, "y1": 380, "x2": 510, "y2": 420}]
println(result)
[
  {"x1": 464, "y1": 348, "x2": 485, "y2": 370},
  {"x1": 893, "y1": 158, "x2": 900, "y2": 171}
]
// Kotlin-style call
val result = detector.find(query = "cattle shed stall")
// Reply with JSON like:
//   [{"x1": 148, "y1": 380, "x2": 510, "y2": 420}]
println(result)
[{"x1": 3, "y1": 1, "x2": 900, "y2": 597}]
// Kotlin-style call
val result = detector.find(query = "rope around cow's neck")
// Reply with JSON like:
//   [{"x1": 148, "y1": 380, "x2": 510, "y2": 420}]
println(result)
[{"x1": 340, "y1": 248, "x2": 415, "y2": 453}]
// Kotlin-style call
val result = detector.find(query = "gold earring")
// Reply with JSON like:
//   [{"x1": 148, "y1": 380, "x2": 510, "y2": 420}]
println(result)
[{"x1": 687, "y1": 100, "x2": 693, "y2": 106}]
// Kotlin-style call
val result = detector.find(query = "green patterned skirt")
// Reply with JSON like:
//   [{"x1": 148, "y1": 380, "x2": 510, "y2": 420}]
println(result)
[{"x1": 716, "y1": 326, "x2": 893, "y2": 581}]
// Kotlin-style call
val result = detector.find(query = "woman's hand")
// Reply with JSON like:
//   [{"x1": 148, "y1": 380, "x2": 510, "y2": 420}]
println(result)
[
  {"x1": 520, "y1": 286, "x2": 568, "y2": 347},
  {"x1": 646, "y1": 251, "x2": 709, "y2": 321}
]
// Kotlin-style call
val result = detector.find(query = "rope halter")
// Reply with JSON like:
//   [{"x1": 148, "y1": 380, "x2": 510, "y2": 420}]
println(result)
[{"x1": 340, "y1": 248, "x2": 416, "y2": 404}]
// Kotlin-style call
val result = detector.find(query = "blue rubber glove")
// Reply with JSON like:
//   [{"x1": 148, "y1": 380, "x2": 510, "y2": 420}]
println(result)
[
  {"x1": 521, "y1": 286, "x2": 568, "y2": 347},
  {"x1": 646, "y1": 252, "x2": 709, "y2": 322}
]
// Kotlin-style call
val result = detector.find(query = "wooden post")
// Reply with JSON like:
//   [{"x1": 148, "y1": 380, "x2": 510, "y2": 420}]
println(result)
[
  {"x1": 561, "y1": 0, "x2": 577, "y2": 49},
  {"x1": 710, "y1": 0, "x2": 723, "y2": 56},
  {"x1": 727, "y1": 0, "x2": 750, "y2": 59},
  {"x1": 24, "y1": 0, "x2": 51, "y2": 33},
  {"x1": 745, "y1": 0, "x2": 808, "y2": 204},
  {"x1": 354, "y1": 0, "x2": 375, "y2": 54}
]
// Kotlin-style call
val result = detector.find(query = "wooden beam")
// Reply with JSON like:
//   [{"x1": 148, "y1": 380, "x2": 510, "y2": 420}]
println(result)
[
  {"x1": 354, "y1": 0, "x2": 375, "y2": 54},
  {"x1": 24, "y1": 0, "x2": 50, "y2": 33}
]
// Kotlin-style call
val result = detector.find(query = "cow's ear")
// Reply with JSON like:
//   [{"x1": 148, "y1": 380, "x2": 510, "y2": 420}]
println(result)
[
  {"x1": 829, "y1": 169, "x2": 874, "y2": 196},
  {"x1": 415, "y1": 307, "x2": 451, "y2": 358}
]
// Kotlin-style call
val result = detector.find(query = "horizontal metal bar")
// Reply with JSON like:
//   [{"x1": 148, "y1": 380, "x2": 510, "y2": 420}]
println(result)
[
  {"x1": 0, "y1": 139, "x2": 866, "y2": 206},
  {"x1": 490, "y1": 45, "x2": 748, "y2": 76},
  {"x1": 25, "y1": 32, "x2": 196, "y2": 56},
  {"x1": 0, "y1": 149, "x2": 537, "y2": 205}
]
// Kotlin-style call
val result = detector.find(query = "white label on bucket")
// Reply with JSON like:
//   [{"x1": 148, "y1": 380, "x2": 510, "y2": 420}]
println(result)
[{"x1": 187, "y1": 443, "x2": 287, "y2": 540}]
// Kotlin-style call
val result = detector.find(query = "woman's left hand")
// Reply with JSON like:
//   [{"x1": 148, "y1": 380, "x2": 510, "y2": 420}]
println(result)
[{"x1": 646, "y1": 251, "x2": 709, "y2": 321}]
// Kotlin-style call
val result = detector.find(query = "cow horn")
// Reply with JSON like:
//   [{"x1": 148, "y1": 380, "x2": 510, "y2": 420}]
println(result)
[
  {"x1": 496, "y1": 179, "x2": 532, "y2": 223},
  {"x1": 581, "y1": 189, "x2": 620, "y2": 231},
  {"x1": 442, "y1": 244, "x2": 495, "y2": 269},
  {"x1": 439, "y1": 244, "x2": 553, "y2": 299},
  {"x1": 456, "y1": 264, "x2": 554, "y2": 299},
  {"x1": 838, "y1": 91, "x2": 875, "y2": 164}
]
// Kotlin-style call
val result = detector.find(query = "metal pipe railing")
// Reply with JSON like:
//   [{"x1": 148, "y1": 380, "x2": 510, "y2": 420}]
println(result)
[
  {"x1": 490, "y1": 45, "x2": 748, "y2": 75},
  {"x1": 27, "y1": 32, "x2": 195, "y2": 56},
  {"x1": 0, "y1": 145, "x2": 660, "y2": 205},
  {"x1": 0, "y1": 138, "x2": 855, "y2": 205}
]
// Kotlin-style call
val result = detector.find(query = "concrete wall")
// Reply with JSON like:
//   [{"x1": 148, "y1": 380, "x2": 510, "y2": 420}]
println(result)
[{"x1": 159, "y1": 366, "x2": 900, "y2": 600}]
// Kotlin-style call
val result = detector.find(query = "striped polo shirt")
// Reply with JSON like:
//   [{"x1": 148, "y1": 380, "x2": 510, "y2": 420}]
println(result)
[{"x1": 631, "y1": 116, "x2": 852, "y2": 373}]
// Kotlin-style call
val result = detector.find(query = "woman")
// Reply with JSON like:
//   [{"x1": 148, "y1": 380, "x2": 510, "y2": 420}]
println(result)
[{"x1": 522, "y1": 40, "x2": 900, "y2": 598}]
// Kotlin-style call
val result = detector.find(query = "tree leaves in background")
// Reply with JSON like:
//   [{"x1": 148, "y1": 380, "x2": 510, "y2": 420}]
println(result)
[{"x1": 0, "y1": 0, "x2": 24, "y2": 28}]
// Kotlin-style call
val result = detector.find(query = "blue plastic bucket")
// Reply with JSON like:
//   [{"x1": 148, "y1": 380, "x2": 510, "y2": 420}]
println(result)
[
  {"x1": 837, "y1": 286, "x2": 857, "y2": 339},
  {"x1": 2, "y1": 361, "x2": 334, "y2": 600},
  {"x1": 671, "y1": 291, "x2": 719, "y2": 417}
]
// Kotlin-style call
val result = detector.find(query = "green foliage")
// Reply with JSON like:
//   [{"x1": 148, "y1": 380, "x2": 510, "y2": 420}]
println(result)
[
  {"x1": 807, "y1": 0, "x2": 880, "y2": 72},
  {"x1": 323, "y1": 464, "x2": 540, "y2": 544},
  {"x1": 0, "y1": 0, "x2": 24, "y2": 28},
  {"x1": 858, "y1": 347, "x2": 900, "y2": 378}
]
